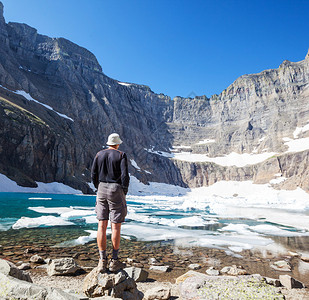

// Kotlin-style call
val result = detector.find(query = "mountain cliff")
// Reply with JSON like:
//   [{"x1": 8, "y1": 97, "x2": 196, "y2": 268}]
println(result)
[{"x1": 0, "y1": 2, "x2": 309, "y2": 193}]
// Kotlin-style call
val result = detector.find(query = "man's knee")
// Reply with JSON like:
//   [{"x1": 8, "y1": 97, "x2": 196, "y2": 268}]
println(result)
[{"x1": 98, "y1": 220, "x2": 108, "y2": 229}]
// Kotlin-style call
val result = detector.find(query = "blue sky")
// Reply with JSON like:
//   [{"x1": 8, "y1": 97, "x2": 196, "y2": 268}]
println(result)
[{"x1": 1, "y1": 0, "x2": 309, "y2": 98}]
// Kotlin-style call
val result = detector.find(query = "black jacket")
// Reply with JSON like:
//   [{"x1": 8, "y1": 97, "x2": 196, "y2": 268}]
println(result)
[{"x1": 91, "y1": 148, "x2": 130, "y2": 194}]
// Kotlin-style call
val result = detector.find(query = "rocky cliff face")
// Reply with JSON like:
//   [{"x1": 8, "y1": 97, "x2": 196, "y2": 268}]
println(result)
[{"x1": 0, "y1": 1, "x2": 308, "y2": 193}]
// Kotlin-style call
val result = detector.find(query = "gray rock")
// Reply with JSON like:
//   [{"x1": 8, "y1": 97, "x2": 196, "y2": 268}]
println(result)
[
  {"x1": 30, "y1": 254, "x2": 45, "y2": 264},
  {"x1": 144, "y1": 286, "x2": 171, "y2": 300},
  {"x1": 126, "y1": 258, "x2": 135, "y2": 264},
  {"x1": 206, "y1": 267, "x2": 219, "y2": 276},
  {"x1": 149, "y1": 265, "x2": 169, "y2": 273},
  {"x1": 178, "y1": 272, "x2": 284, "y2": 300},
  {"x1": 265, "y1": 277, "x2": 281, "y2": 287},
  {"x1": 300, "y1": 254, "x2": 309, "y2": 262},
  {"x1": 83, "y1": 267, "x2": 142, "y2": 299},
  {"x1": 47, "y1": 257, "x2": 80, "y2": 276},
  {"x1": 188, "y1": 263, "x2": 201, "y2": 270},
  {"x1": 36, "y1": 264, "x2": 48, "y2": 269},
  {"x1": 270, "y1": 260, "x2": 291, "y2": 272},
  {"x1": 124, "y1": 267, "x2": 148, "y2": 282},
  {"x1": 220, "y1": 265, "x2": 248, "y2": 276},
  {"x1": 220, "y1": 266, "x2": 231, "y2": 274},
  {"x1": 45, "y1": 258, "x2": 52, "y2": 264},
  {"x1": 149, "y1": 257, "x2": 158, "y2": 265},
  {"x1": 279, "y1": 275, "x2": 305, "y2": 289},
  {"x1": 18, "y1": 262, "x2": 31, "y2": 270},
  {"x1": 0, "y1": 272, "x2": 85, "y2": 300},
  {"x1": 0, "y1": 258, "x2": 32, "y2": 282}
]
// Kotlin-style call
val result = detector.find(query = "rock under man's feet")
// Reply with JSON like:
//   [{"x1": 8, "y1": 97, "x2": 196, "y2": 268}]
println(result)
[
  {"x1": 109, "y1": 259, "x2": 125, "y2": 272},
  {"x1": 97, "y1": 259, "x2": 108, "y2": 273}
]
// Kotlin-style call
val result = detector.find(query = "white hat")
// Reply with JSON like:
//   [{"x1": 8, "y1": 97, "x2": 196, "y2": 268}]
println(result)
[{"x1": 107, "y1": 133, "x2": 123, "y2": 145}]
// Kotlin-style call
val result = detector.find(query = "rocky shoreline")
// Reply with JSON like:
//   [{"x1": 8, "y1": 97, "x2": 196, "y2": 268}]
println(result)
[{"x1": 1, "y1": 239, "x2": 309, "y2": 299}]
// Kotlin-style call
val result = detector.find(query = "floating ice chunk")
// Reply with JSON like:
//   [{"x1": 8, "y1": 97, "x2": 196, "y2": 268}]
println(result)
[
  {"x1": 250, "y1": 224, "x2": 307, "y2": 237},
  {"x1": 60, "y1": 209, "x2": 95, "y2": 219},
  {"x1": 12, "y1": 216, "x2": 74, "y2": 229},
  {"x1": 28, "y1": 197, "x2": 52, "y2": 200},
  {"x1": 28, "y1": 207, "x2": 73, "y2": 214}
]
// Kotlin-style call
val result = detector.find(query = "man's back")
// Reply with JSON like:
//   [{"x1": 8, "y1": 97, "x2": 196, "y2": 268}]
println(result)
[{"x1": 91, "y1": 148, "x2": 129, "y2": 191}]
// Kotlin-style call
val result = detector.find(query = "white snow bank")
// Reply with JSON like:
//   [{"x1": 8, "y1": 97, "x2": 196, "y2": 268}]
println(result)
[
  {"x1": 284, "y1": 137, "x2": 309, "y2": 153},
  {"x1": 293, "y1": 121, "x2": 309, "y2": 138},
  {"x1": 128, "y1": 175, "x2": 188, "y2": 196},
  {"x1": 145, "y1": 146, "x2": 276, "y2": 167},
  {"x1": 196, "y1": 139, "x2": 215, "y2": 145},
  {"x1": 0, "y1": 173, "x2": 82, "y2": 194},
  {"x1": 130, "y1": 159, "x2": 141, "y2": 170},
  {"x1": 173, "y1": 151, "x2": 277, "y2": 167},
  {"x1": 144, "y1": 147, "x2": 174, "y2": 158},
  {"x1": 0, "y1": 85, "x2": 74, "y2": 121},
  {"x1": 118, "y1": 82, "x2": 131, "y2": 87}
]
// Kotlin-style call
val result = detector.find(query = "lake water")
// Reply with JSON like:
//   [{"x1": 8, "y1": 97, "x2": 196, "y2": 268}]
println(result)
[{"x1": 1, "y1": 188, "x2": 309, "y2": 258}]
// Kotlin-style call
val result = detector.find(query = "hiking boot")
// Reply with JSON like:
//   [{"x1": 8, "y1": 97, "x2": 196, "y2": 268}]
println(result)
[
  {"x1": 109, "y1": 259, "x2": 125, "y2": 272},
  {"x1": 97, "y1": 259, "x2": 108, "y2": 273}
]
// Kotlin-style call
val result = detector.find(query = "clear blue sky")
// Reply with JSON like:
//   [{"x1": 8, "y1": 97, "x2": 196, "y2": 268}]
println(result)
[{"x1": 1, "y1": 0, "x2": 309, "y2": 99}]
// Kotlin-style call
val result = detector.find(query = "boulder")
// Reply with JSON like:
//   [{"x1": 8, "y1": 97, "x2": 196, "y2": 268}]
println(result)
[
  {"x1": 30, "y1": 254, "x2": 45, "y2": 264},
  {"x1": 0, "y1": 272, "x2": 84, "y2": 300},
  {"x1": 220, "y1": 265, "x2": 248, "y2": 276},
  {"x1": 206, "y1": 267, "x2": 219, "y2": 276},
  {"x1": 178, "y1": 273, "x2": 285, "y2": 300},
  {"x1": 83, "y1": 267, "x2": 142, "y2": 299},
  {"x1": 220, "y1": 266, "x2": 231, "y2": 274},
  {"x1": 279, "y1": 275, "x2": 305, "y2": 289},
  {"x1": 149, "y1": 265, "x2": 169, "y2": 273},
  {"x1": 149, "y1": 257, "x2": 158, "y2": 265},
  {"x1": 124, "y1": 267, "x2": 148, "y2": 282},
  {"x1": 0, "y1": 258, "x2": 32, "y2": 282},
  {"x1": 144, "y1": 286, "x2": 171, "y2": 300},
  {"x1": 270, "y1": 260, "x2": 291, "y2": 272},
  {"x1": 18, "y1": 262, "x2": 31, "y2": 270},
  {"x1": 177, "y1": 271, "x2": 209, "y2": 299},
  {"x1": 188, "y1": 263, "x2": 201, "y2": 270},
  {"x1": 265, "y1": 277, "x2": 281, "y2": 287},
  {"x1": 300, "y1": 254, "x2": 309, "y2": 262},
  {"x1": 47, "y1": 257, "x2": 80, "y2": 276}
]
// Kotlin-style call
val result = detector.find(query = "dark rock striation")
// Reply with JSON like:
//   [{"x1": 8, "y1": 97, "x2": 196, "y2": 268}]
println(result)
[{"x1": 0, "y1": 1, "x2": 309, "y2": 192}]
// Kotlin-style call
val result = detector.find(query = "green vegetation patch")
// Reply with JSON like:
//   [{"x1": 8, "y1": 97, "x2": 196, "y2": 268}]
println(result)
[{"x1": 0, "y1": 96, "x2": 48, "y2": 127}]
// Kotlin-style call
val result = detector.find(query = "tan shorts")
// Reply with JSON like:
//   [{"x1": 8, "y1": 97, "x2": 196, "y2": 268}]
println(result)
[{"x1": 95, "y1": 182, "x2": 127, "y2": 223}]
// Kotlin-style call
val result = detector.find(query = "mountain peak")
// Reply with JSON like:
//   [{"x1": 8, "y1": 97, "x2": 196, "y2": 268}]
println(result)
[
  {"x1": 0, "y1": 1, "x2": 5, "y2": 23},
  {"x1": 306, "y1": 48, "x2": 309, "y2": 60}
]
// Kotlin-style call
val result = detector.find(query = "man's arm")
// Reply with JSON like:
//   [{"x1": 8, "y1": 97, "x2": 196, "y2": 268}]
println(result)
[
  {"x1": 120, "y1": 153, "x2": 130, "y2": 195},
  {"x1": 91, "y1": 154, "x2": 99, "y2": 189}
]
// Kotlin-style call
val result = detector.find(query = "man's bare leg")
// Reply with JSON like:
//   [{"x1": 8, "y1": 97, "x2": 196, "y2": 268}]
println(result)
[
  {"x1": 97, "y1": 220, "x2": 108, "y2": 272},
  {"x1": 111, "y1": 222, "x2": 121, "y2": 257},
  {"x1": 97, "y1": 220, "x2": 108, "y2": 250},
  {"x1": 109, "y1": 222, "x2": 125, "y2": 271}
]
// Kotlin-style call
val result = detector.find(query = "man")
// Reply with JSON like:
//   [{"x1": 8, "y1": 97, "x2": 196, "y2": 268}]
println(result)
[{"x1": 91, "y1": 133, "x2": 129, "y2": 272}]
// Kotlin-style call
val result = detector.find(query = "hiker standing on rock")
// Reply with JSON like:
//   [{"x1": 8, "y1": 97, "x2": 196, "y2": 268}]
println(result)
[{"x1": 91, "y1": 133, "x2": 129, "y2": 272}]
